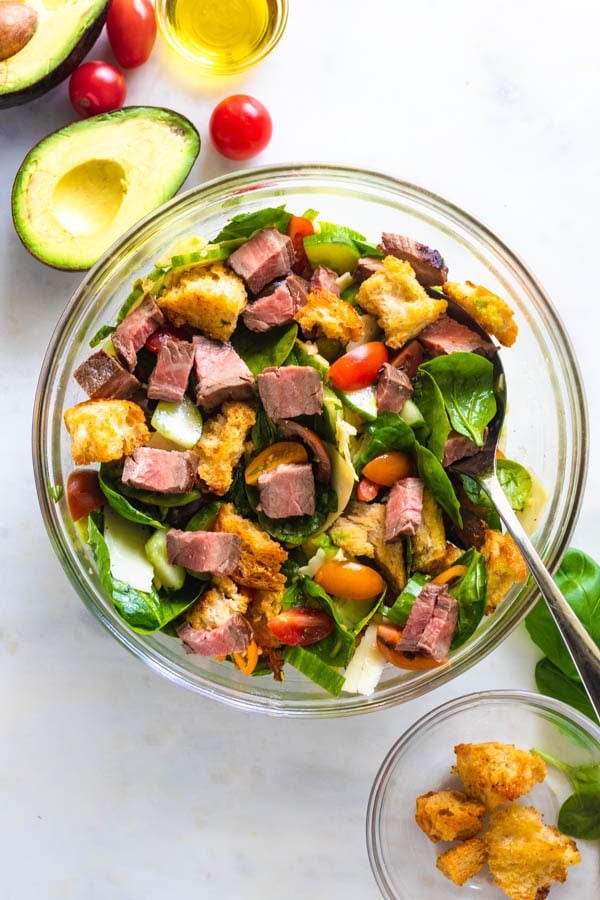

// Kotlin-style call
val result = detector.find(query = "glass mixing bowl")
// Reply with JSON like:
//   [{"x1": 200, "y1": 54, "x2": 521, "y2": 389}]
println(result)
[
  {"x1": 366, "y1": 690, "x2": 600, "y2": 899},
  {"x1": 32, "y1": 164, "x2": 588, "y2": 717}
]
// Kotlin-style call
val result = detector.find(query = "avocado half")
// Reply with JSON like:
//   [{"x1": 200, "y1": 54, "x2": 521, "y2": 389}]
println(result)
[
  {"x1": 0, "y1": 0, "x2": 109, "y2": 109},
  {"x1": 12, "y1": 107, "x2": 201, "y2": 270}
]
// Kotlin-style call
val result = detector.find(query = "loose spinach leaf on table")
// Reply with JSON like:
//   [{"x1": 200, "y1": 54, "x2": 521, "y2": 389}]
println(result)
[
  {"x1": 534, "y1": 658, "x2": 600, "y2": 724},
  {"x1": 420, "y1": 352, "x2": 496, "y2": 445},
  {"x1": 230, "y1": 322, "x2": 297, "y2": 376},
  {"x1": 532, "y1": 747, "x2": 600, "y2": 840},
  {"x1": 213, "y1": 206, "x2": 292, "y2": 241}
]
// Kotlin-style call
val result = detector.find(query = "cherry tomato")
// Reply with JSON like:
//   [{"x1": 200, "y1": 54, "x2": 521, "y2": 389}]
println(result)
[
  {"x1": 209, "y1": 94, "x2": 272, "y2": 161},
  {"x1": 245, "y1": 442, "x2": 308, "y2": 485},
  {"x1": 376, "y1": 623, "x2": 447, "y2": 670},
  {"x1": 327, "y1": 342, "x2": 388, "y2": 391},
  {"x1": 145, "y1": 324, "x2": 192, "y2": 353},
  {"x1": 106, "y1": 0, "x2": 156, "y2": 68},
  {"x1": 313, "y1": 560, "x2": 385, "y2": 600},
  {"x1": 268, "y1": 607, "x2": 334, "y2": 646},
  {"x1": 287, "y1": 214, "x2": 314, "y2": 276},
  {"x1": 69, "y1": 61, "x2": 126, "y2": 118},
  {"x1": 357, "y1": 476, "x2": 380, "y2": 502},
  {"x1": 361, "y1": 451, "x2": 414, "y2": 487},
  {"x1": 67, "y1": 470, "x2": 106, "y2": 521}
]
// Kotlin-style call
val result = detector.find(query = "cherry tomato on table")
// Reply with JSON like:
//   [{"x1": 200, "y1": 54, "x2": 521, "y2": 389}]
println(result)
[
  {"x1": 107, "y1": 0, "x2": 156, "y2": 68},
  {"x1": 327, "y1": 342, "x2": 388, "y2": 392},
  {"x1": 209, "y1": 95, "x2": 272, "y2": 161},
  {"x1": 69, "y1": 61, "x2": 126, "y2": 118}
]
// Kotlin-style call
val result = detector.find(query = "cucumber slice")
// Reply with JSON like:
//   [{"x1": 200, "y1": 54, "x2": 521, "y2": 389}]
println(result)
[
  {"x1": 400, "y1": 398, "x2": 425, "y2": 428},
  {"x1": 145, "y1": 528, "x2": 185, "y2": 591},
  {"x1": 151, "y1": 396, "x2": 203, "y2": 449},
  {"x1": 293, "y1": 339, "x2": 330, "y2": 376},
  {"x1": 103, "y1": 507, "x2": 154, "y2": 593},
  {"x1": 336, "y1": 385, "x2": 378, "y2": 420},
  {"x1": 304, "y1": 231, "x2": 360, "y2": 275}
]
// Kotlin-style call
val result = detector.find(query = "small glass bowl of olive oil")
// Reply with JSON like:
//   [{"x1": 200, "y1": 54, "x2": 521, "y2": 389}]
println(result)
[{"x1": 156, "y1": 0, "x2": 288, "y2": 76}]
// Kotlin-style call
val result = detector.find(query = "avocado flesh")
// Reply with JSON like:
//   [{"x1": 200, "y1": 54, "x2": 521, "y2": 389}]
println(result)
[
  {"x1": 12, "y1": 107, "x2": 201, "y2": 270},
  {"x1": 0, "y1": 0, "x2": 109, "y2": 108}
]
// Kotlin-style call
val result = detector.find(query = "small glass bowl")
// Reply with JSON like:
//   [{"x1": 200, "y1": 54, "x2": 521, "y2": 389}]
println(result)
[{"x1": 366, "y1": 690, "x2": 600, "y2": 899}]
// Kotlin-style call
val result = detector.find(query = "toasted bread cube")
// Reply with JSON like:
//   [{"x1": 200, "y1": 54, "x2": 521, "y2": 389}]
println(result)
[
  {"x1": 294, "y1": 288, "x2": 364, "y2": 345},
  {"x1": 157, "y1": 262, "x2": 247, "y2": 341},
  {"x1": 485, "y1": 804, "x2": 580, "y2": 900},
  {"x1": 453, "y1": 742, "x2": 546, "y2": 810},
  {"x1": 411, "y1": 489, "x2": 447, "y2": 574},
  {"x1": 415, "y1": 790, "x2": 486, "y2": 843},
  {"x1": 186, "y1": 575, "x2": 249, "y2": 631},
  {"x1": 64, "y1": 399, "x2": 149, "y2": 465},
  {"x1": 356, "y1": 256, "x2": 447, "y2": 348},
  {"x1": 436, "y1": 837, "x2": 488, "y2": 886},
  {"x1": 479, "y1": 527, "x2": 527, "y2": 612},
  {"x1": 443, "y1": 280, "x2": 518, "y2": 347},
  {"x1": 194, "y1": 400, "x2": 256, "y2": 496},
  {"x1": 214, "y1": 503, "x2": 288, "y2": 590},
  {"x1": 245, "y1": 587, "x2": 285, "y2": 680}
]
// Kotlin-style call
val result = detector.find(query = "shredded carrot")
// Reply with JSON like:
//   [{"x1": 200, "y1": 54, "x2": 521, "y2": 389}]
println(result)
[
  {"x1": 432, "y1": 565, "x2": 468, "y2": 586},
  {"x1": 496, "y1": 448, "x2": 506, "y2": 459},
  {"x1": 233, "y1": 640, "x2": 259, "y2": 676}
]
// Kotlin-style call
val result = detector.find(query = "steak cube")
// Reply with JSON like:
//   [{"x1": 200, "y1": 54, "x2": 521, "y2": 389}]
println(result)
[
  {"x1": 257, "y1": 463, "x2": 316, "y2": 518},
  {"x1": 257, "y1": 365, "x2": 323, "y2": 420}
]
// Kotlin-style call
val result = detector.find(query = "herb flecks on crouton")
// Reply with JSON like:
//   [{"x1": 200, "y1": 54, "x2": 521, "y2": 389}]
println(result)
[
  {"x1": 453, "y1": 742, "x2": 547, "y2": 810},
  {"x1": 294, "y1": 288, "x2": 364, "y2": 345},
  {"x1": 479, "y1": 528, "x2": 527, "y2": 612},
  {"x1": 444, "y1": 280, "x2": 518, "y2": 347},
  {"x1": 186, "y1": 576, "x2": 250, "y2": 630},
  {"x1": 356, "y1": 256, "x2": 447, "y2": 348},
  {"x1": 194, "y1": 401, "x2": 256, "y2": 496},
  {"x1": 214, "y1": 503, "x2": 288, "y2": 590},
  {"x1": 157, "y1": 262, "x2": 247, "y2": 341},
  {"x1": 415, "y1": 790, "x2": 486, "y2": 843},
  {"x1": 436, "y1": 837, "x2": 488, "y2": 886},
  {"x1": 64, "y1": 399, "x2": 149, "y2": 465}
]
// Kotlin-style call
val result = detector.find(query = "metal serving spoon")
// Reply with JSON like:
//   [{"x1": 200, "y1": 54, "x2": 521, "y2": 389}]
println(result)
[{"x1": 433, "y1": 292, "x2": 600, "y2": 720}]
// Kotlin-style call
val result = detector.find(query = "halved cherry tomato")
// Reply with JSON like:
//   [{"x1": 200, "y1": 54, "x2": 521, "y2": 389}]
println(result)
[
  {"x1": 268, "y1": 607, "x2": 334, "y2": 646},
  {"x1": 287, "y1": 214, "x2": 314, "y2": 275},
  {"x1": 145, "y1": 324, "x2": 192, "y2": 353},
  {"x1": 376, "y1": 623, "x2": 447, "y2": 670},
  {"x1": 361, "y1": 451, "x2": 414, "y2": 487},
  {"x1": 244, "y1": 441, "x2": 308, "y2": 485},
  {"x1": 67, "y1": 470, "x2": 106, "y2": 521},
  {"x1": 357, "y1": 476, "x2": 380, "y2": 502},
  {"x1": 69, "y1": 61, "x2": 126, "y2": 118},
  {"x1": 432, "y1": 565, "x2": 468, "y2": 586},
  {"x1": 107, "y1": 0, "x2": 157, "y2": 69},
  {"x1": 327, "y1": 342, "x2": 388, "y2": 391},
  {"x1": 313, "y1": 560, "x2": 385, "y2": 600}
]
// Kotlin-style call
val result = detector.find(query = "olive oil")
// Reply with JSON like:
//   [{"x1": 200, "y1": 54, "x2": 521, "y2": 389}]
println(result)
[{"x1": 161, "y1": 0, "x2": 282, "y2": 74}]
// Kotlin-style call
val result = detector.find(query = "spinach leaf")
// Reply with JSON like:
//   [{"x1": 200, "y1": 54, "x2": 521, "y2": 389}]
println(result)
[
  {"x1": 251, "y1": 403, "x2": 277, "y2": 451},
  {"x1": 449, "y1": 547, "x2": 487, "y2": 648},
  {"x1": 120, "y1": 482, "x2": 202, "y2": 509},
  {"x1": 457, "y1": 472, "x2": 502, "y2": 530},
  {"x1": 48, "y1": 481, "x2": 64, "y2": 503},
  {"x1": 256, "y1": 486, "x2": 338, "y2": 546},
  {"x1": 414, "y1": 443, "x2": 462, "y2": 527},
  {"x1": 532, "y1": 747, "x2": 600, "y2": 839},
  {"x1": 185, "y1": 501, "x2": 222, "y2": 532},
  {"x1": 230, "y1": 322, "x2": 298, "y2": 376},
  {"x1": 412, "y1": 371, "x2": 451, "y2": 460},
  {"x1": 214, "y1": 206, "x2": 292, "y2": 241},
  {"x1": 89, "y1": 324, "x2": 116, "y2": 348},
  {"x1": 353, "y1": 239, "x2": 384, "y2": 259},
  {"x1": 98, "y1": 465, "x2": 163, "y2": 529},
  {"x1": 420, "y1": 352, "x2": 496, "y2": 445},
  {"x1": 497, "y1": 459, "x2": 532, "y2": 511},
  {"x1": 384, "y1": 573, "x2": 430, "y2": 626},
  {"x1": 534, "y1": 658, "x2": 600, "y2": 724},
  {"x1": 303, "y1": 575, "x2": 383, "y2": 638},
  {"x1": 226, "y1": 464, "x2": 253, "y2": 518}
]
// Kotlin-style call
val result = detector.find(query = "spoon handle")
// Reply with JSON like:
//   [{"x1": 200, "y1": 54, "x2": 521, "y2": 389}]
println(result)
[{"x1": 482, "y1": 474, "x2": 600, "y2": 722}]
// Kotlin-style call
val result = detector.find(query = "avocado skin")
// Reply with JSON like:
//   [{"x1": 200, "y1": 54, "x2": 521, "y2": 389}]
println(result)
[{"x1": 0, "y1": 0, "x2": 110, "y2": 109}]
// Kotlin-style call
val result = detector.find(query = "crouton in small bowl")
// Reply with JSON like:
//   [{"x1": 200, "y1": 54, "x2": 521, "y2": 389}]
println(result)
[
  {"x1": 33, "y1": 165, "x2": 587, "y2": 715},
  {"x1": 367, "y1": 690, "x2": 600, "y2": 899}
]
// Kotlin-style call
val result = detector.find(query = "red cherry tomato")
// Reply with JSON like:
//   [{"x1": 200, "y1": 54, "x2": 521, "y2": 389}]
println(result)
[
  {"x1": 287, "y1": 214, "x2": 314, "y2": 275},
  {"x1": 267, "y1": 607, "x2": 334, "y2": 646},
  {"x1": 328, "y1": 342, "x2": 389, "y2": 391},
  {"x1": 209, "y1": 94, "x2": 272, "y2": 161},
  {"x1": 67, "y1": 470, "x2": 106, "y2": 521},
  {"x1": 107, "y1": 0, "x2": 156, "y2": 68},
  {"x1": 145, "y1": 324, "x2": 192, "y2": 353},
  {"x1": 69, "y1": 61, "x2": 126, "y2": 118},
  {"x1": 357, "y1": 476, "x2": 380, "y2": 502}
]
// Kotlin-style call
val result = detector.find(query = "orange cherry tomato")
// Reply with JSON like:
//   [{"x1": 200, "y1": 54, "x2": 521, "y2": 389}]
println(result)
[
  {"x1": 67, "y1": 470, "x2": 105, "y2": 521},
  {"x1": 313, "y1": 560, "x2": 385, "y2": 600},
  {"x1": 376, "y1": 622, "x2": 447, "y2": 670},
  {"x1": 357, "y1": 476, "x2": 380, "y2": 502},
  {"x1": 432, "y1": 565, "x2": 468, "y2": 586},
  {"x1": 361, "y1": 451, "x2": 415, "y2": 486},
  {"x1": 328, "y1": 342, "x2": 389, "y2": 391},
  {"x1": 245, "y1": 441, "x2": 308, "y2": 485},
  {"x1": 268, "y1": 607, "x2": 334, "y2": 645}
]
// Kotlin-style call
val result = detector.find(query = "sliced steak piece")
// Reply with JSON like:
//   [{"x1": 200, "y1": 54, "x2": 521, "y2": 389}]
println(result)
[
  {"x1": 286, "y1": 274, "x2": 310, "y2": 310},
  {"x1": 257, "y1": 365, "x2": 323, "y2": 420},
  {"x1": 166, "y1": 529, "x2": 242, "y2": 575},
  {"x1": 277, "y1": 420, "x2": 332, "y2": 482},
  {"x1": 385, "y1": 477, "x2": 424, "y2": 541},
  {"x1": 418, "y1": 315, "x2": 495, "y2": 357},
  {"x1": 353, "y1": 257, "x2": 384, "y2": 283},
  {"x1": 310, "y1": 264, "x2": 340, "y2": 296},
  {"x1": 442, "y1": 431, "x2": 487, "y2": 467},
  {"x1": 73, "y1": 348, "x2": 140, "y2": 399},
  {"x1": 193, "y1": 334, "x2": 255, "y2": 410},
  {"x1": 122, "y1": 447, "x2": 198, "y2": 493},
  {"x1": 379, "y1": 233, "x2": 448, "y2": 287},
  {"x1": 112, "y1": 295, "x2": 165, "y2": 371},
  {"x1": 390, "y1": 340, "x2": 423, "y2": 379},
  {"x1": 177, "y1": 613, "x2": 253, "y2": 656},
  {"x1": 243, "y1": 279, "x2": 301, "y2": 332},
  {"x1": 228, "y1": 227, "x2": 295, "y2": 294},
  {"x1": 397, "y1": 582, "x2": 441, "y2": 652},
  {"x1": 147, "y1": 338, "x2": 194, "y2": 403},
  {"x1": 416, "y1": 589, "x2": 458, "y2": 660},
  {"x1": 376, "y1": 362, "x2": 414, "y2": 414},
  {"x1": 257, "y1": 463, "x2": 316, "y2": 518}
]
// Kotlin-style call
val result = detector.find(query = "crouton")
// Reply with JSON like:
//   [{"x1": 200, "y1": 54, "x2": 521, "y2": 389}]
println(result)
[
  {"x1": 453, "y1": 742, "x2": 546, "y2": 810},
  {"x1": 356, "y1": 256, "x2": 447, "y2": 348},
  {"x1": 245, "y1": 587, "x2": 285, "y2": 680},
  {"x1": 479, "y1": 527, "x2": 527, "y2": 612},
  {"x1": 415, "y1": 790, "x2": 486, "y2": 842},
  {"x1": 443, "y1": 280, "x2": 518, "y2": 347},
  {"x1": 485, "y1": 804, "x2": 580, "y2": 900},
  {"x1": 214, "y1": 503, "x2": 288, "y2": 590},
  {"x1": 436, "y1": 837, "x2": 488, "y2": 886},
  {"x1": 64, "y1": 399, "x2": 149, "y2": 465},
  {"x1": 328, "y1": 501, "x2": 406, "y2": 596},
  {"x1": 186, "y1": 575, "x2": 249, "y2": 631},
  {"x1": 411, "y1": 489, "x2": 447, "y2": 574},
  {"x1": 194, "y1": 401, "x2": 256, "y2": 496},
  {"x1": 157, "y1": 262, "x2": 247, "y2": 341},
  {"x1": 294, "y1": 288, "x2": 364, "y2": 345}
]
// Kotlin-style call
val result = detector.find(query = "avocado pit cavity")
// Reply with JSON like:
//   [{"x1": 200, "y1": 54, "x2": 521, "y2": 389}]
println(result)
[{"x1": 52, "y1": 159, "x2": 127, "y2": 237}]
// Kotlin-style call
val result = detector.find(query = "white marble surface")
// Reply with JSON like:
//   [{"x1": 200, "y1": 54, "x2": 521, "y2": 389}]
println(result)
[{"x1": 1, "y1": 2, "x2": 599, "y2": 897}]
